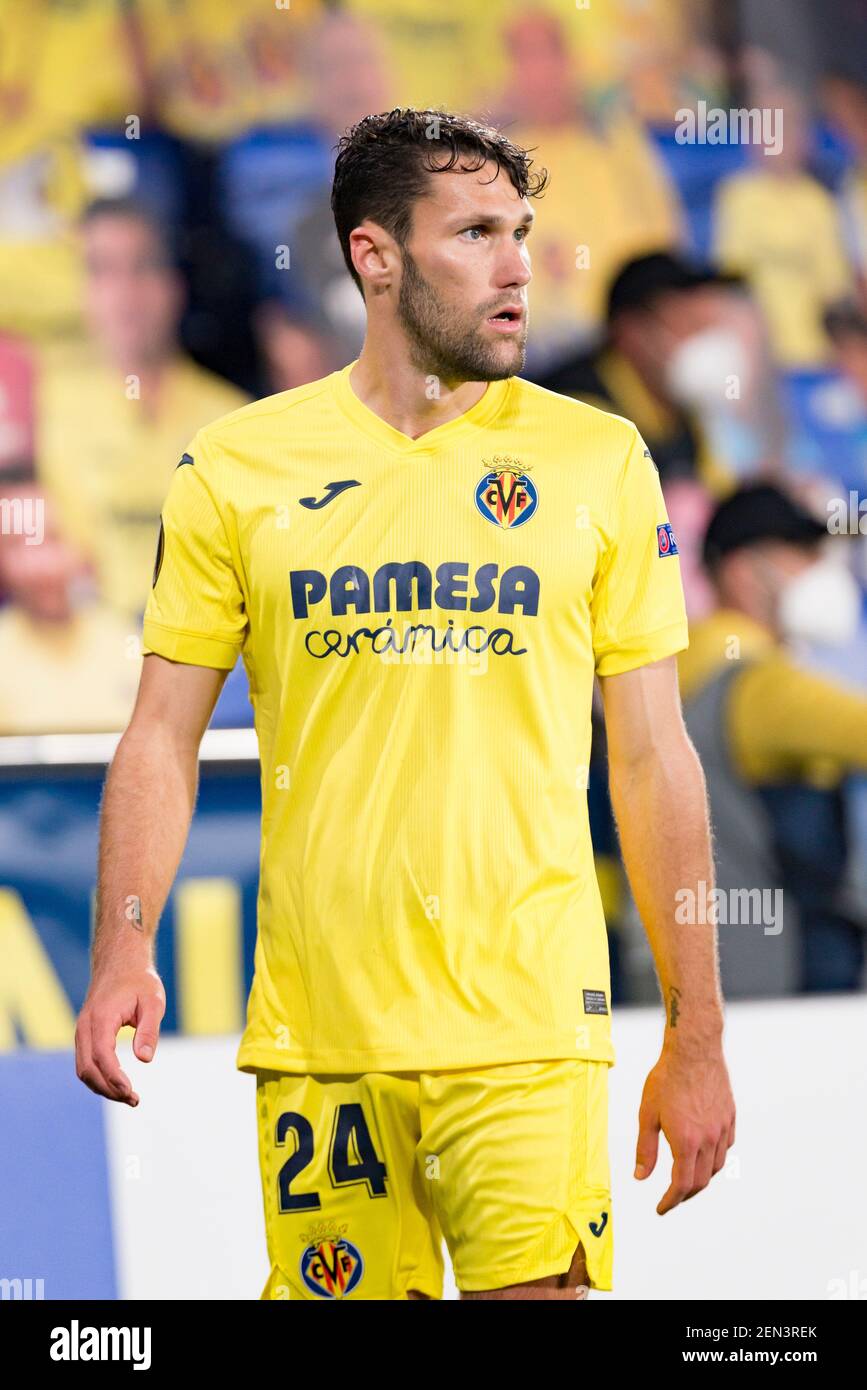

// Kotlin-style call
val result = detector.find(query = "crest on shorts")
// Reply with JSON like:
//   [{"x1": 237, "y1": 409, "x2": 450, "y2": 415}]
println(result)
[
  {"x1": 475, "y1": 456, "x2": 538, "y2": 529},
  {"x1": 299, "y1": 1221, "x2": 364, "y2": 1299}
]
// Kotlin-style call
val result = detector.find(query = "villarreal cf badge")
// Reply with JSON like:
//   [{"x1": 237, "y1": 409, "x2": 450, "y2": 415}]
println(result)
[
  {"x1": 475, "y1": 456, "x2": 538, "y2": 530},
  {"x1": 299, "y1": 1220, "x2": 364, "y2": 1299}
]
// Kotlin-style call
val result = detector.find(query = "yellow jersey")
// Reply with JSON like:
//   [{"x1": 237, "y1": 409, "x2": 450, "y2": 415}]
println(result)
[
  {"x1": 37, "y1": 349, "x2": 249, "y2": 621},
  {"x1": 678, "y1": 609, "x2": 867, "y2": 787},
  {"x1": 714, "y1": 170, "x2": 852, "y2": 367},
  {"x1": 134, "y1": 0, "x2": 324, "y2": 142},
  {"x1": 142, "y1": 360, "x2": 689, "y2": 1073},
  {"x1": 0, "y1": 602, "x2": 140, "y2": 736}
]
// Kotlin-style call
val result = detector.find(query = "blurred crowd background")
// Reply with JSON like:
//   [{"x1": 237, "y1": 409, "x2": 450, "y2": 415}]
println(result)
[{"x1": 1, "y1": 0, "x2": 866, "y2": 1004}]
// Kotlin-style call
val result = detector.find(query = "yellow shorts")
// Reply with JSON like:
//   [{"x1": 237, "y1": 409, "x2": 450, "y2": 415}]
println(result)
[{"x1": 255, "y1": 1057, "x2": 613, "y2": 1300}]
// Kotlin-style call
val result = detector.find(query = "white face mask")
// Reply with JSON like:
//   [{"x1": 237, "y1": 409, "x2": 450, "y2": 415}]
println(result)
[
  {"x1": 777, "y1": 555, "x2": 862, "y2": 646},
  {"x1": 664, "y1": 327, "x2": 752, "y2": 409}
]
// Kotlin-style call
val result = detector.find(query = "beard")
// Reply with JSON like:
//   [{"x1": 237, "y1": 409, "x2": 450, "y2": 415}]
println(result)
[{"x1": 396, "y1": 247, "x2": 527, "y2": 382}]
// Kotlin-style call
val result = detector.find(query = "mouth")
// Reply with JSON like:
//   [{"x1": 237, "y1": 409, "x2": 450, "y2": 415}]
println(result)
[{"x1": 485, "y1": 307, "x2": 524, "y2": 335}]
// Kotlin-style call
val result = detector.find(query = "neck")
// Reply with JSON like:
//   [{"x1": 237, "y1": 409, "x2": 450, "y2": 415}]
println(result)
[{"x1": 349, "y1": 340, "x2": 491, "y2": 440}]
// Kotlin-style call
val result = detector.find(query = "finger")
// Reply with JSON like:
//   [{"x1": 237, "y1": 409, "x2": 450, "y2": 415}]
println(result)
[
  {"x1": 133, "y1": 995, "x2": 164, "y2": 1063},
  {"x1": 76, "y1": 1014, "x2": 138, "y2": 1104},
  {"x1": 90, "y1": 1014, "x2": 139, "y2": 1104},
  {"x1": 657, "y1": 1147, "x2": 697, "y2": 1215},
  {"x1": 713, "y1": 1130, "x2": 729, "y2": 1176},
  {"x1": 635, "y1": 1109, "x2": 661, "y2": 1179},
  {"x1": 681, "y1": 1143, "x2": 716, "y2": 1202},
  {"x1": 74, "y1": 1015, "x2": 95, "y2": 1086},
  {"x1": 75, "y1": 1014, "x2": 114, "y2": 1098}
]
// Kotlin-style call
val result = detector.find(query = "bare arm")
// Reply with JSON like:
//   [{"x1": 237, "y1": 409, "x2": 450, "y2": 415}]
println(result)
[
  {"x1": 600, "y1": 654, "x2": 736, "y2": 1214},
  {"x1": 75, "y1": 654, "x2": 228, "y2": 1105}
]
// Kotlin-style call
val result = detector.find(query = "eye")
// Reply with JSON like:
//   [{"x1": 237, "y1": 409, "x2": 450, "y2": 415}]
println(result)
[
  {"x1": 459, "y1": 226, "x2": 485, "y2": 241},
  {"x1": 514, "y1": 226, "x2": 530, "y2": 242}
]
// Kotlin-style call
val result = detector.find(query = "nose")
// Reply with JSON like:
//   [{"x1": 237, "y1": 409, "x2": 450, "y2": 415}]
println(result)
[{"x1": 497, "y1": 237, "x2": 532, "y2": 293}]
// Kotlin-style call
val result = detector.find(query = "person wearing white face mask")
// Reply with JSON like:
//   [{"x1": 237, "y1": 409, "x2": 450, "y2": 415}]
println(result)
[
  {"x1": 774, "y1": 547, "x2": 863, "y2": 649},
  {"x1": 678, "y1": 482, "x2": 867, "y2": 1000},
  {"x1": 538, "y1": 250, "x2": 784, "y2": 493}
]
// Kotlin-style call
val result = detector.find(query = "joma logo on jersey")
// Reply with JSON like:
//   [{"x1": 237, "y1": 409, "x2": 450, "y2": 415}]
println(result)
[
  {"x1": 475, "y1": 456, "x2": 538, "y2": 529},
  {"x1": 290, "y1": 561, "x2": 540, "y2": 619},
  {"x1": 300, "y1": 1237, "x2": 364, "y2": 1298}
]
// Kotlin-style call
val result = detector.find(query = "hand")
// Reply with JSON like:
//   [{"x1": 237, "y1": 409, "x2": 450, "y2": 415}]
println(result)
[
  {"x1": 634, "y1": 1045, "x2": 736, "y2": 1214},
  {"x1": 75, "y1": 966, "x2": 166, "y2": 1106}
]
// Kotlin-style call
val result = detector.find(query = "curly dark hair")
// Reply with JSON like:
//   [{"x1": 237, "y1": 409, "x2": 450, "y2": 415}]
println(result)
[{"x1": 330, "y1": 107, "x2": 549, "y2": 297}]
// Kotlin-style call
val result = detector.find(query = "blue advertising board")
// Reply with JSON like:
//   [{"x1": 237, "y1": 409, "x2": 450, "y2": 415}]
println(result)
[{"x1": 0, "y1": 737, "x2": 262, "y2": 1052}]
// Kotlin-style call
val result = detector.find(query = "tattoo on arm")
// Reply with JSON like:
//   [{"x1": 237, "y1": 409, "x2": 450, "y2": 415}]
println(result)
[{"x1": 668, "y1": 985, "x2": 682, "y2": 1028}]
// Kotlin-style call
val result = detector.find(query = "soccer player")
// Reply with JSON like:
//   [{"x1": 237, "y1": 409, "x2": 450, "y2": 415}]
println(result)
[{"x1": 75, "y1": 109, "x2": 736, "y2": 1301}]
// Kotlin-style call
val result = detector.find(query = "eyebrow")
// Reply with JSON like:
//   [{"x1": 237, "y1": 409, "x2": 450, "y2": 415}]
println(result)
[{"x1": 449, "y1": 209, "x2": 535, "y2": 229}]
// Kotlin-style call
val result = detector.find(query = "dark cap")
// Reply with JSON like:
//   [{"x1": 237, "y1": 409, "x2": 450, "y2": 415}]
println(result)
[
  {"x1": 823, "y1": 297, "x2": 867, "y2": 343},
  {"x1": 606, "y1": 250, "x2": 740, "y2": 323},
  {"x1": 702, "y1": 483, "x2": 827, "y2": 570}
]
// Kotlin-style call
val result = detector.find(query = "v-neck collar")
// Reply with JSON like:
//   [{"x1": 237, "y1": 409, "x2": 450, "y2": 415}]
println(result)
[{"x1": 332, "y1": 358, "x2": 513, "y2": 455}]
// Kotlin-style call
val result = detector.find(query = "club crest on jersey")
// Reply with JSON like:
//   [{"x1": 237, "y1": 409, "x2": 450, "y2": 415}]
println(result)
[
  {"x1": 299, "y1": 1224, "x2": 364, "y2": 1299},
  {"x1": 657, "y1": 522, "x2": 679, "y2": 556},
  {"x1": 475, "y1": 456, "x2": 538, "y2": 530}
]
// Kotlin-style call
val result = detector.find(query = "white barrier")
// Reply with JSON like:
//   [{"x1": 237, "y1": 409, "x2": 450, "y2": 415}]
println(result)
[{"x1": 105, "y1": 994, "x2": 867, "y2": 1300}]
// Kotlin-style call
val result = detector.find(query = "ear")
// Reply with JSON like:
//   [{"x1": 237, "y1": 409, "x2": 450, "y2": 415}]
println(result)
[{"x1": 349, "y1": 221, "x2": 397, "y2": 295}]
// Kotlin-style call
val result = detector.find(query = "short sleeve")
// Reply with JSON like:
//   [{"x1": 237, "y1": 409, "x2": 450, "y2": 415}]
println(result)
[
  {"x1": 591, "y1": 428, "x2": 689, "y2": 677},
  {"x1": 142, "y1": 436, "x2": 247, "y2": 669}
]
